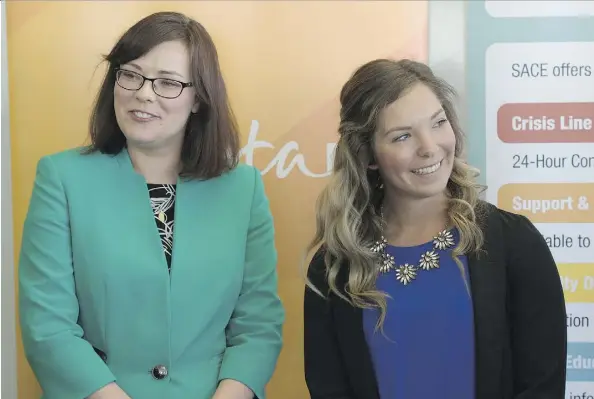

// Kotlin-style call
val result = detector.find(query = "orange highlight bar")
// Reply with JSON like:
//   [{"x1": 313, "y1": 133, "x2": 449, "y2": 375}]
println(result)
[
  {"x1": 498, "y1": 102, "x2": 594, "y2": 143},
  {"x1": 497, "y1": 183, "x2": 594, "y2": 223}
]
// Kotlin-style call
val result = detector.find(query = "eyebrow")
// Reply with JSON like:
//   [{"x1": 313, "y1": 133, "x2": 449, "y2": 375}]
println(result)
[
  {"x1": 126, "y1": 62, "x2": 186, "y2": 79},
  {"x1": 384, "y1": 108, "x2": 445, "y2": 136}
]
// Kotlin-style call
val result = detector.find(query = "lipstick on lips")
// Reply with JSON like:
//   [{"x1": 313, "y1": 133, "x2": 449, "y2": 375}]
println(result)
[{"x1": 129, "y1": 110, "x2": 160, "y2": 122}]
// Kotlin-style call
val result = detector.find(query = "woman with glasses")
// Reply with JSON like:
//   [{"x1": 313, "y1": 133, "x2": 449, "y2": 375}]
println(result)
[{"x1": 18, "y1": 12, "x2": 284, "y2": 399}]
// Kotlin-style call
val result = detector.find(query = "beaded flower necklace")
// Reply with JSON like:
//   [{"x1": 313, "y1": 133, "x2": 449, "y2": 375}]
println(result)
[{"x1": 370, "y1": 207, "x2": 455, "y2": 285}]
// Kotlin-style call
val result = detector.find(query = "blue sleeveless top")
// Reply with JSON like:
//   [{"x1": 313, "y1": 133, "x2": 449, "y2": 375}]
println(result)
[{"x1": 362, "y1": 229, "x2": 475, "y2": 398}]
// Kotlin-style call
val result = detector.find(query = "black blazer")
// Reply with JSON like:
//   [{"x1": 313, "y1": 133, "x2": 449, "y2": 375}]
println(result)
[{"x1": 304, "y1": 202, "x2": 567, "y2": 399}]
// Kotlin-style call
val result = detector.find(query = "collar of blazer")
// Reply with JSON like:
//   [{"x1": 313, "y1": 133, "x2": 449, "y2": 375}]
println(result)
[{"x1": 114, "y1": 147, "x2": 183, "y2": 185}]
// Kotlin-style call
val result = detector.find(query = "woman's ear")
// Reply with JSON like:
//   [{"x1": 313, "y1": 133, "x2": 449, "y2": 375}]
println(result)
[
  {"x1": 368, "y1": 154, "x2": 379, "y2": 170},
  {"x1": 191, "y1": 101, "x2": 200, "y2": 114}
]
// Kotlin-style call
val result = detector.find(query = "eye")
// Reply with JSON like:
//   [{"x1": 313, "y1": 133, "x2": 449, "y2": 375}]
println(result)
[
  {"x1": 160, "y1": 79, "x2": 181, "y2": 88},
  {"x1": 392, "y1": 133, "x2": 410, "y2": 142},
  {"x1": 120, "y1": 70, "x2": 139, "y2": 80},
  {"x1": 433, "y1": 118, "x2": 448, "y2": 128}
]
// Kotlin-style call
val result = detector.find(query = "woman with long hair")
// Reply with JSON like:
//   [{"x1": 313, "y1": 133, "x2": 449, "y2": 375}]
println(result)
[{"x1": 303, "y1": 59, "x2": 566, "y2": 399}]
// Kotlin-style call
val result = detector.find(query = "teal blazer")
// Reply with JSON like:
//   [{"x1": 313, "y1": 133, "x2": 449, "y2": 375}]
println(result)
[{"x1": 18, "y1": 148, "x2": 284, "y2": 399}]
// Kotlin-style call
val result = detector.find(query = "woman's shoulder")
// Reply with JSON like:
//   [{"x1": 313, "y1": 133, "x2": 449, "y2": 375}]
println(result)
[
  {"x1": 307, "y1": 245, "x2": 329, "y2": 275},
  {"x1": 35, "y1": 146, "x2": 114, "y2": 175},
  {"x1": 475, "y1": 200, "x2": 543, "y2": 244},
  {"x1": 476, "y1": 199, "x2": 534, "y2": 226},
  {"x1": 305, "y1": 245, "x2": 351, "y2": 293},
  {"x1": 209, "y1": 162, "x2": 265, "y2": 198},
  {"x1": 220, "y1": 162, "x2": 260, "y2": 182},
  {"x1": 39, "y1": 145, "x2": 89, "y2": 162}
]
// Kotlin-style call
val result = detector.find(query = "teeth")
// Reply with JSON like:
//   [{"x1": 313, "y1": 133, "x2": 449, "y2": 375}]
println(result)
[
  {"x1": 132, "y1": 111, "x2": 156, "y2": 119},
  {"x1": 412, "y1": 161, "x2": 441, "y2": 175}
]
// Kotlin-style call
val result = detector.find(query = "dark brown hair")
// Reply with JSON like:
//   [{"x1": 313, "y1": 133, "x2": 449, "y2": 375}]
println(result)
[{"x1": 85, "y1": 11, "x2": 240, "y2": 180}]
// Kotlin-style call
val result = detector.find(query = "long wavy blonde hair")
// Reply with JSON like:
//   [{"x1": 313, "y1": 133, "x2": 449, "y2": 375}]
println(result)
[{"x1": 306, "y1": 59, "x2": 486, "y2": 328}]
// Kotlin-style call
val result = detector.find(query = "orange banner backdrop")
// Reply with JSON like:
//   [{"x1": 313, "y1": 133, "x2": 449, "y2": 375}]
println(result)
[{"x1": 7, "y1": 1, "x2": 427, "y2": 397}]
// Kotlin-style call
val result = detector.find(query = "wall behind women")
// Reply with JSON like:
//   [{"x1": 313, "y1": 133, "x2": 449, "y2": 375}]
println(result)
[{"x1": 5, "y1": 1, "x2": 429, "y2": 398}]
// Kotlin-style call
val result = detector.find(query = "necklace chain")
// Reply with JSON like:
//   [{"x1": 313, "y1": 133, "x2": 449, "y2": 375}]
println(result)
[{"x1": 371, "y1": 207, "x2": 455, "y2": 285}]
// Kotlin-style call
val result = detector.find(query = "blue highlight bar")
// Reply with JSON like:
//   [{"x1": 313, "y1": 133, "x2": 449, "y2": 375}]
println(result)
[{"x1": 567, "y1": 343, "x2": 594, "y2": 382}]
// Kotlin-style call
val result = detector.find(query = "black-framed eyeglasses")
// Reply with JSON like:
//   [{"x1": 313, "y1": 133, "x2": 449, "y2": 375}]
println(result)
[{"x1": 115, "y1": 67, "x2": 193, "y2": 99}]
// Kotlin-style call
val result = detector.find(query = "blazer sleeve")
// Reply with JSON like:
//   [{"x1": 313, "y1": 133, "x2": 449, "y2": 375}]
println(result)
[
  {"x1": 18, "y1": 156, "x2": 116, "y2": 398},
  {"x1": 217, "y1": 167, "x2": 284, "y2": 399},
  {"x1": 304, "y1": 248, "x2": 353, "y2": 399},
  {"x1": 505, "y1": 213, "x2": 567, "y2": 398}
]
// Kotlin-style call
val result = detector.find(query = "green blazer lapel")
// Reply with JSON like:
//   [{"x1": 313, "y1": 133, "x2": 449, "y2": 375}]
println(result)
[{"x1": 96, "y1": 149, "x2": 170, "y2": 276}]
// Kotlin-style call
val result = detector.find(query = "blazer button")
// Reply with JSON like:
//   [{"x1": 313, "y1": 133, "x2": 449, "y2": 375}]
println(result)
[{"x1": 151, "y1": 365, "x2": 168, "y2": 380}]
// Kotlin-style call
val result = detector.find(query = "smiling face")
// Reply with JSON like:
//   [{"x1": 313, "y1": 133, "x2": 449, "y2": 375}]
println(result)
[
  {"x1": 113, "y1": 40, "x2": 198, "y2": 151},
  {"x1": 371, "y1": 83, "x2": 456, "y2": 200}
]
